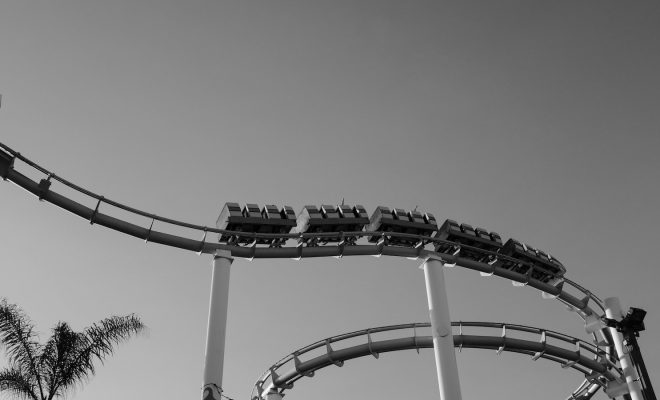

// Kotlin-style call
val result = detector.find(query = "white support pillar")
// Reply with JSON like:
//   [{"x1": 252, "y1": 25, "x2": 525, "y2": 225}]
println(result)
[
  {"x1": 202, "y1": 250, "x2": 233, "y2": 400},
  {"x1": 422, "y1": 257, "x2": 462, "y2": 400},
  {"x1": 604, "y1": 297, "x2": 644, "y2": 400},
  {"x1": 265, "y1": 391, "x2": 284, "y2": 400}
]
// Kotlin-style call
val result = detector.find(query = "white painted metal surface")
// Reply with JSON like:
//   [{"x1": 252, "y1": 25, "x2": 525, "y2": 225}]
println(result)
[
  {"x1": 202, "y1": 250, "x2": 233, "y2": 400},
  {"x1": 423, "y1": 257, "x2": 462, "y2": 400},
  {"x1": 265, "y1": 391, "x2": 284, "y2": 400},
  {"x1": 604, "y1": 297, "x2": 644, "y2": 400}
]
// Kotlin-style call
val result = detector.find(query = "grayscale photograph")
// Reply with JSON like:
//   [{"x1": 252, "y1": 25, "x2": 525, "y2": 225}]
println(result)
[{"x1": 1, "y1": 2, "x2": 658, "y2": 400}]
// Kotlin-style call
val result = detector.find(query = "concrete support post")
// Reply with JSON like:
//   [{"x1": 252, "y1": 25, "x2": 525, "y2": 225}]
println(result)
[
  {"x1": 604, "y1": 297, "x2": 644, "y2": 400},
  {"x1": 422, "y1": 257, "x2": 462, "y2": 400},
  {"x1": 202, "y1": 250, "x2": 233, "y2": 400}
]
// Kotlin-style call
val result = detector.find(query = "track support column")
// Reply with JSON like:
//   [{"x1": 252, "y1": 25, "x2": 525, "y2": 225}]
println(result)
[
  {"x1": 266, "y1": 391, "x2": 284, "y2": 400},
  {"x1": 422, "y1": 256, "x2": 462, "y2": 400},
  {"x1": 202, "y1": 250, "x2": 233, "y2": 400},
  {"x1": 604, "y1": 297, "x2": 644, "y2": 400}
]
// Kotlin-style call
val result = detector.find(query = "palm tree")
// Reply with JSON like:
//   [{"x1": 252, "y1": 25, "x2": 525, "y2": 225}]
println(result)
[{"x1": 0, "y1": 299, "x2": 145, "y2": 400}]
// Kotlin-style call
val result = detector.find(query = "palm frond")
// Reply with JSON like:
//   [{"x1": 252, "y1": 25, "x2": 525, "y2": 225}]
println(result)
[
  {"x1": 0, "y1": 300, "x2": 44, "y2": 399},
  {"x1": 0, "y1": 366, "x2": 39, "y2": 400},
  {"x1": 50, "y1": 315, "x2": 144, "y2": 397},
  {"x1": 38, "y1": 323, "x2": 77, "y2": 397}
]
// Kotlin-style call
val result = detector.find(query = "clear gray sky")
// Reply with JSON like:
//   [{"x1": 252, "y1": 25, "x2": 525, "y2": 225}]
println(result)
[{"x1": 1, "y1": 1, "x2": 659, "y2": 399}]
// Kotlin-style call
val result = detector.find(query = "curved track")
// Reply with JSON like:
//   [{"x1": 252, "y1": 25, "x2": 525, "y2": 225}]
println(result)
[
  {"x1": 253, "y1": 322, "x2": 623, "y2": 400},
  {"x1": 0, "y1": 143, "x2": 620, "y2": 399}
]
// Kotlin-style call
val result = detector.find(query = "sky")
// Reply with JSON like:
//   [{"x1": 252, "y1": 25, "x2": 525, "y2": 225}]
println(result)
[{"x1": 1, "y1": 1, "x2": 659, "y2": 400}]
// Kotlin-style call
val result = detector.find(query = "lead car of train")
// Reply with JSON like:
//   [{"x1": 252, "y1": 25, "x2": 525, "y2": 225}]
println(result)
[{"x1": 217, "y1": 202, "x2": 566, "y2": 285}]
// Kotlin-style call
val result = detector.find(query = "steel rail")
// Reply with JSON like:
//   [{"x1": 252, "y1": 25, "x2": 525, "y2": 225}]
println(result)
[
  {"x1": 0, "y1": 165, "x2": 603, "y2": 313},
  {"x1": 0, "y1": 143, "x2": 604, "y2": 308},
  {"x1": 252, "y1": 322, "x2": 623, "y2": 400},
  {"x1": 0, "y1": 143, "x2": 616, "y2": 400},
  {"x1": 270, "y1": 322, "x2": 606, "y2": 367}
]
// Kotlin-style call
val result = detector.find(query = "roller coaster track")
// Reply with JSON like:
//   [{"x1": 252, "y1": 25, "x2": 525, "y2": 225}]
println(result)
[
  {"x1": 252, "y1": 322, "x2": 624, "y2": 400},
  {"x1": 0, "y1": 143, "x2": 621, "y2": 399}
]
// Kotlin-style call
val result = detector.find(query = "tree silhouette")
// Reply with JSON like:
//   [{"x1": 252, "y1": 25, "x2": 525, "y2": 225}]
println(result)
[{"x1": 0, "y1": 299, "x2": 144, "y2": 400}]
